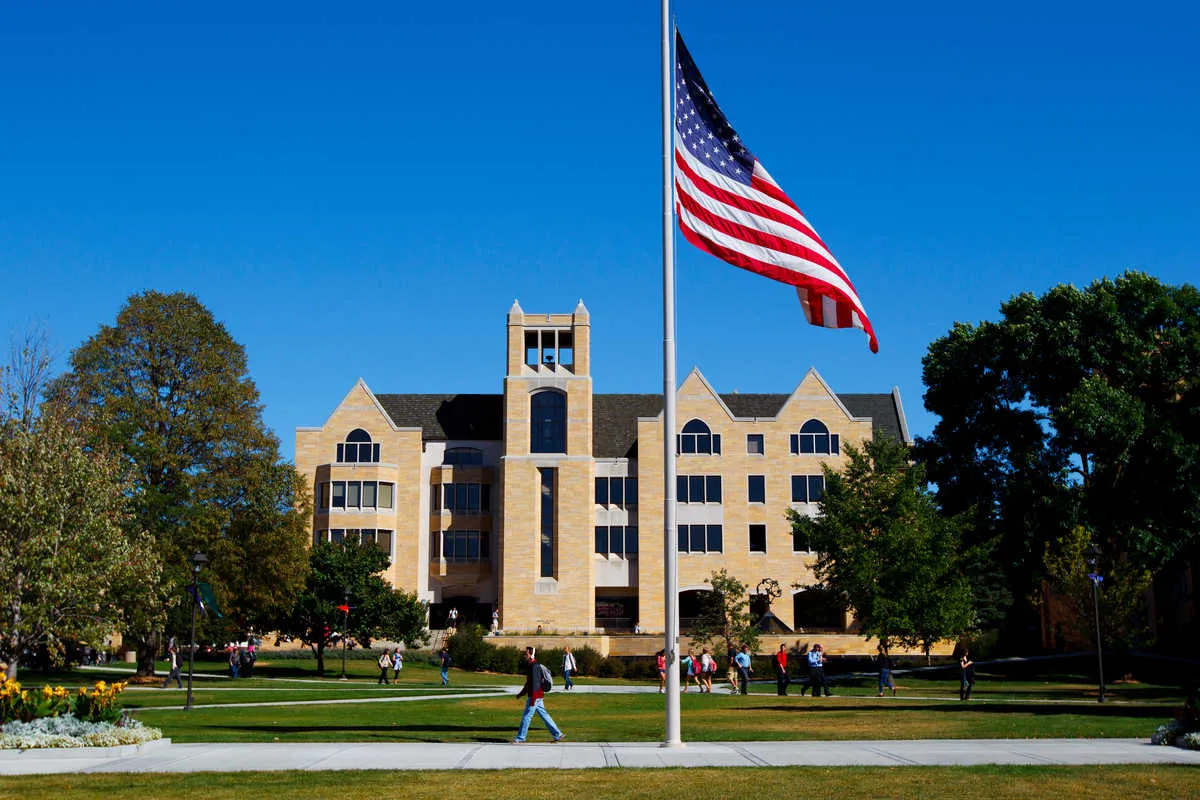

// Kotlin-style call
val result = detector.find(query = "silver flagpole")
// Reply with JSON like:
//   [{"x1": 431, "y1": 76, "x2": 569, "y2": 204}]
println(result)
[{"x1": 660, "y1": 0, "x2": 682, "y2": 747}]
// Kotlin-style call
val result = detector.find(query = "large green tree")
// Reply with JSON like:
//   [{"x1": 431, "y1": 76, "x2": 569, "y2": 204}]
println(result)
[
  {"x1": 789, "y1": 437, "x2": 976, "y2": 657},
  {"x1": 48, "y1": 291, "x2": 311, "y2": 673},
  {"x1": 915, "y1": 272, "x2": 1200, "y2": 647},
  {"x1": 0, "y1": 408, "x2": 160, "y2": 677},
  {"x1": 278, "y1": 541, "x2": 428, "y2": 676}
]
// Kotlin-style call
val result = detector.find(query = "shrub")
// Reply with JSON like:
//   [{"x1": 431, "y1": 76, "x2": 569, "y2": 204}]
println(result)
[
  {"x1": 1, "y1": 678, "x2": 126, "y2": 726},
  {"x1": 0, "y1": 713, "x2": 161, "y2": 749}
]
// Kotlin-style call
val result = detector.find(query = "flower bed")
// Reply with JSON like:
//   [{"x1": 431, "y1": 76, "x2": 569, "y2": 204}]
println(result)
[
  {"x1": 1151, "y1": 720, "x2": 1200, "y2": 750},
  {"x1": 0, "y1": 677, "x2": 162, "y2": 750},
  {"x1": 1, "y1": 713, "x2": 162, "y2": 749}
]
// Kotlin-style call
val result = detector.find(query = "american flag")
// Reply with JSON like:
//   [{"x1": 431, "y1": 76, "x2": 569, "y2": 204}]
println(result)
[{"x1": 674, "y1": 32, "x2": 878, "y2": 353}]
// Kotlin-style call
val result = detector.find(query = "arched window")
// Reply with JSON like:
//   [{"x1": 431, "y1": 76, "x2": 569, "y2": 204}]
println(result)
[
  {"x1": 337, "y1": 428, "x2": 380, "y2": 463},
  {"x1": 678, "y1": 418, "x2": 721, "y2": 454},
  {"x1": 443, "y1": 447, "x2": 484, "y2": 466},
  {"x1": 530, "y1": 391, "x2": 567, "y2": 453},
  {"x1": 790, "y1": 419, "x2": 839, "y2": 456}
]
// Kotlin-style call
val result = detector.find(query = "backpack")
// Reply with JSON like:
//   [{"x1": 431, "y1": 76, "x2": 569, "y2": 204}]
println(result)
[{"x1": 538, "y1": 662, "x2": 553, "y2": 692}]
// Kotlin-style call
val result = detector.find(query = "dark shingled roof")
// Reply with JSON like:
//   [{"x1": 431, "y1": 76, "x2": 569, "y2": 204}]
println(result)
[{"x1": 374, "y1": 390, "x2": 906, "y2": 456}]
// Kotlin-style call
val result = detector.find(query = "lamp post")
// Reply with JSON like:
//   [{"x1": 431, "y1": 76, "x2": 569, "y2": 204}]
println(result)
[
  {"x1": 185, "y1": 550, "x2": 208, "y2": 711},
  {"x1": 1085, "y1": 543, "x2": 1106, "y2": 703},
  {"x1": 340, "y1": 586, "x2": 350, "y2": 681}
]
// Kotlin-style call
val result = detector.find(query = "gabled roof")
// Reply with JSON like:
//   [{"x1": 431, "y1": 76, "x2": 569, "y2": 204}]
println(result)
[{"x1": 372, "y1": 390, "x2": 908, "y2": 457}]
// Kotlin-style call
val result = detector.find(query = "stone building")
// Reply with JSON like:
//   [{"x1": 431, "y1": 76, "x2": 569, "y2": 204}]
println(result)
[{"x1": 295, "y1": 301, "x2": 911, "y2": 635}]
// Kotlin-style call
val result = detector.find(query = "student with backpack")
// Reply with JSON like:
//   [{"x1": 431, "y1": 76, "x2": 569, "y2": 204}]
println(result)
[{"x1": 511, "y1": 646, "x2": 565, "y2": 743}]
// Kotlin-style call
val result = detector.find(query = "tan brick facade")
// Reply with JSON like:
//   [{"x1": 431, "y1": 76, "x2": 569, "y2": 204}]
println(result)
[{"x1": 295, "y1": 302, "x2": 910, "y2": 638}]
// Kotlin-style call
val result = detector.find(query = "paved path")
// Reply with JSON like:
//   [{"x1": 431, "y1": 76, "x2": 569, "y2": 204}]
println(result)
[{"x1": 3, "y1": 738, "x2": 1199, "y2": 774}]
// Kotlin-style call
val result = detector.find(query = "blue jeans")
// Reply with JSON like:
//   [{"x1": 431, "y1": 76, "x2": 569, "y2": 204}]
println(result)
[
  {"x1": 563, "y1": 668, "x2": 573, "y2": 690},
  {"x1": 514, "y1": 698, "x2": 562, "y2": 742},
  {"x1": 441, "y1": 667, "x2": 449, "y2": 685}
]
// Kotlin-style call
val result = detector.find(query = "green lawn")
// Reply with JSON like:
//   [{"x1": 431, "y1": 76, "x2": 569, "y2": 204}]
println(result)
[{"x1": 2, "y1": 766, "x2": 1197, "y2": 800}]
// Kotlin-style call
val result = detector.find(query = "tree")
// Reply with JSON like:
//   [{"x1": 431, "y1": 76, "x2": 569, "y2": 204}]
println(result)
[
  {"x1": 916, "y1": 272, "x2": 1200, "y2": 648},
  {"x1": 48, "y1": 292, "x2": 311, "y2": 674},
  {"x1": 2, "y1": 322, "x2": 54, "y2": 430},
  {"x1": 277, "y1": 541, "x2": 428, "y2": 676},
  {"x1": 689, "y1": 569, "x2": 760, "y2": 656},
  {"x1": 0, "y1": 408, "x2": 160, "y2": 677},
  {"x1": 789, "y1": 437, "x2": 976, "y2": 657}
]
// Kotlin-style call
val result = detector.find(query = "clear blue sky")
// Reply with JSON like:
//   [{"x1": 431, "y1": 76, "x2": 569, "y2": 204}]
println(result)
[{"x1": 2, "y1": 2, "x2": 1197, "y2": 461}]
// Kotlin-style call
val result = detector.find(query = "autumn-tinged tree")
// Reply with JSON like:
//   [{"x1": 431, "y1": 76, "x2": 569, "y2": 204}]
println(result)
[
  {"x1": 277, "y1": 541, "x2": 428, "y2": 676},
  {"x1": 789, "y1": 437, "x2": 976, "y2": 658},
  {"x1": 916, "y1": 272, "x2": 1200, "y2": 648},
  {"x1": 0, "y1": 408, "x2": 160, "y2": 677},
  {"x1": 49, "y1": 292, "x2": 310, "y2": 674}
]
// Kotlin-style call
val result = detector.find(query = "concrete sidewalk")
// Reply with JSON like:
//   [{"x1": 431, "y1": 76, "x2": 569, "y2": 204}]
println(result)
[{"x1": 3, "y1": 738, "x2": 1199, "y2": 775}]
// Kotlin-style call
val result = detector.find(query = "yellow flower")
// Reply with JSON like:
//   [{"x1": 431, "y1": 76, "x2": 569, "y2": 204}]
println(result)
[
  {"x1": 94, "y1": 681, "x2": 107, "y2": 692},
  {"x1": 41, "y1": 685, "x2": 54, "y2": 698}
]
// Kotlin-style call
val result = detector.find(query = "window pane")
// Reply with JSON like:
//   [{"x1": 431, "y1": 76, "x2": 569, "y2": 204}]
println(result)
[
  {"x1": 372, "y1": 443, "x2": 380, "y2": 462},
  {"x1": 748, "y1": 475, "x2": 765, "y2": 504},
  {"x1": 676, "y1": 475, "x2": 688, "y2": 502},
  {"x1": 454, "y1": 533, "x2": 468, "y2": 559},
  {"x1": 831, "y1": 434, "x2": 840, "y2": 455},
  {"x1": 690, "y1": 525, "x2": 706, "y2": 552},
  {"x1": 347, "y1": 429, "x2": 371, "y2": 443},
  {"x1": 379, "y1": 483, "x2": 393, "y2": 509},
  {"x1": 809, "y1": 475, "x2": 825, "y2": 503},
  {"x1": 332, "y1": 482, "x2": 346, "y2": 508},
  {"x1": 680, "y1": 435, "x2": 696, "y2": 454},
  {"x1": 456, "y1": 483, "x2": 468, "y2": 511},
  {"x1": 689, "y1": 476, "x2": 704, "y2": 503},
  {"x1": 319, "y1": 483, "x2": 330, "y2": 509},
  {"x1": 625, "y1": 478, "x2": 637, "y2": 504},
  {"x1": 362, "y1": 482, "x2": 377, "y2": 508},
  {"x1": 336, "y1": 443, "x2": 345, "y2": 462},
  {"x1": 609, "y1": 526, "x2": 624, "y2": 556},
  {"x1": 706, "y1": 524, "x2": 723, "y2": 553},
  {"x1": 481, "y1": 484, "x2": 490, "y2": 512},
  {"x1": 677, "y1": 525, "x2": 688, "y2": 552},
  {"x1": 696, "y1": 435, "x2": 710, "y2": 454},
  {"x1": 791, "y1": 476, "x2": 806, "y2": 503},
  {"x1": 346, "y1": 482, "x2": 361, "y2": 508},
  {"x1": 466, "y1": 534, "x2": 479, "y2": 559},
  {"x1": 443, "y1": 484, "x2": 454, "y2": 510},
  {"x1": 625, "y1": 526, "x2": 638, "y2": 555},
  {"x1": 468, "y1": 483, "x2": 480, "y2": 512},
  {"x1": 790, "y1": 434, "x2": 798, "y2": 455},
  {"x1": 706, "y1": 475, "x2": 722, "y2": 504},
  {"x1": 749, "y1": 524, "x2": 766, "y2": 553},
  {"x1": 480, "y1": 532, "x2": 490, "y2": 558},
  {"x1": 815, "y1": 434, "x2": 829, "y2": 454},
  {"x1": 331, "y1": 529, "x2": 344, "y2": 544},
  {"x1": 747, "y1": 434, "x2": 764, "y2": 455},
  {"x1": 610, "y1": 477, "x2": 623, "y2": 505},
  {"x1": 377, "y1": 531, "x2": 393, "y2": 556},
  {"x1": 595, "y1": 478, "x2": 608, "y2": 505},
  {"x1": 800, "y1": 436, "x2": 815, "y2": 454},
  {"x1": 441, "y1": 532, "x2": 451, "y2": 559},
  {"x1": 595, "y1": 526, "x2": 608, "y2": 555},
  {"x1": 712, "y1": 434, "x2": 721, "y2": 454}
]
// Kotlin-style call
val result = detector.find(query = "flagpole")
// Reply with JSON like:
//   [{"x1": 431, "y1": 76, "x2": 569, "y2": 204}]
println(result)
[{"x1": 660, "y1": 0, "x2": 682, "y2": 748}]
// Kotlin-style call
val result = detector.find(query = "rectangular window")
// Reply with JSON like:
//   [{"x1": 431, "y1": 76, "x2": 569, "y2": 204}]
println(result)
[
  {"x1": 595, "y1": 525, "x2": 608, "y2": 555},
  {"x1": 319, "y1": 483, "x2": 330, "y2": 510},
  {"x1": 441, "y1": 530, "x2": 489, "y2": 562},
  {"x1": 346, "y1": 481, "x2": 361, "y2": 509},
  {"x1": 336, "y1": 443, "x2": 345, "y2": 462},
  {"x1": 792, "y1": 475, "x2": 806, "y2": 503},
  {"x1": 595, "y1": 478, "x2": 608, "y2": 505},
  {"x1": 748, "y1": 475, "x2": 765, "y2": 504},
  {"x1": 539, "y1": 467, "x2": 555, "y2": 578},
  {"x1": 831, "y1": 434, "x2": 840, "y2": 455},
  {"x1": 793, "y1": 528, "x2": 812, "y2": 553},
  {"x1": 706, "y1": 475, "x2": 722, "y2": 503},
  {"x1": 625, "y1": 477, "x2": 637, "y2": 505},
  {"x1": 609, "y1": 477, "x2": 624, "y2": 505},
  {"x1": 689, "y1": 475, "x2": 704, "y2": 503},
  {"x1": 609, "y1": 525, "x2": 624, "y2": 556},
  {"x1": 331, "y1": 482, "x2": 346, "y2": 509},
  {"x1": 747, "y1": 434, "x2": 764, "y2": 455},
  {"x1": 706, "y1": 524, "x2": 723, "y2": 553},
  {"x1": 625, "y1": 526, "x2": 638, "y2": 555},
  {"x1": 689, "y1": 524, "x2": 706, "y2": 553},
  {"x1": 467, "y1": 483, "x2": 480, "y2": 512},
  {"x1": 378, "y1": 482, "x2": 394, "y2": 509},
  {"x1": 678, "y1": 475, "x2": 722, "y2": 503},
  {"x1": 792, "y1": 475, "x2": 826, "y2": 503},
  {"x1": 712, "y1": 434, "x2": 721, "y2": 454},
  {"x1": 678, "y1": 524, "x2": 722, "y2": 553},
  {"x1": 455, "y1": 483, "x2": 468, "y2": 511},
  {"x1": 808, "y1": 475, "x2": 825, "y2": 503},
  {"x1": 749, "y1": 524, "x2": 767, "y2": 553},
  {"x1": 362, "y1": 481, "x2": 377, "y2": 509}
]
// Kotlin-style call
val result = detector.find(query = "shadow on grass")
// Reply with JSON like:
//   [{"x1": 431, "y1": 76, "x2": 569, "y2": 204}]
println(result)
[{"x1": 756, "y1": 702, "x2": 1167, "y2": 719}]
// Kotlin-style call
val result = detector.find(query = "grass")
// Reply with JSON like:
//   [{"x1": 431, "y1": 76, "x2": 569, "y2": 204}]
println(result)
[{"x1": 1, "y1": 766, "x2": 1197, "y2": 800}]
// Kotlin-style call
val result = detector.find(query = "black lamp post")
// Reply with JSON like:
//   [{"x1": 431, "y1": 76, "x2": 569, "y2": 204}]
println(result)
[
  {"x1": 340, "y1": 586, "x2": 350, "y2": 681},
  {"x1": 1085, "y1": 543, "x2": 1106, "y2": 703},
  {"x1": 185, "y1": 550, "x2": 208, "y2": 711}
]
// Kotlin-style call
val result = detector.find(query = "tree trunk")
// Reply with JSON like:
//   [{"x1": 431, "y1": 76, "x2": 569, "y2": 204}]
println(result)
[
  {"x1": 315, "y1": 642, "x2": 326, "y2": 676},
  {"x1": 135, "y1": 631, "x2": 161, "y2": 677},
  {"x1": 5, "y1": 580, "x2": 21, "y2": 678}
]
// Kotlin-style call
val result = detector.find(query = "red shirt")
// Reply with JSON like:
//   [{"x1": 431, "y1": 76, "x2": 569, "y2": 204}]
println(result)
[{"x1": 775, "y1": 651, "x2": 788, "y2": 670}]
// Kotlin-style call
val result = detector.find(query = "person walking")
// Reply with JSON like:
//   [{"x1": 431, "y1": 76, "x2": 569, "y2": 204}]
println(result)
[
  {"x1": 959, "y1": 649, "x2": 975, "y2": 701},
  {"x1": 392, "y1": 648, "x2": 404, "y2": 681},
  {"x1": 161, "y1": 646, "x2": 182, "y2": 689},
  {"x1": 377, "y1": 648, "x2": 392, "y2": 684},
  {"x1": 562, "y1": 646, "x2": 577, "y2": 691},
  {"x1": 734, "y1": 644, "x2": 753, "y2": 695},
  {"x1": 511, "y1": 646, "x2": 565, "y2": 743},
  {"x1": 681, "y1": 649, "x2": 700, "y2": 692},
  {"x1": 228, "y1": 646, "x2": 239, "y2": 679},
  {"x1": 440, "y1": 646, "x2": 452, "y2": 686},
  {"x1": 774, "y1": 643, "x2": 790, "y2": 696},
  {"x1": 800, "y1": 643, "x2": 832, "y2": 696},
  {"x1": 726, "y1": 645, "x2": 739, "y2": 693},
  {"x1": 656, "y1": 649, "x2": 667, "y2": 693},
  {"x1": 877, "y1": 645, "x2": 897, "y2": 697},
  {"x1": 700, "y1": 648, "x2": 714, "y2": 693}
]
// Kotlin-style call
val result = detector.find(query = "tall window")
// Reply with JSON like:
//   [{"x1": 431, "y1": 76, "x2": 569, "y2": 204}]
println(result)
[
  {"x1": 790, "y1": 420, "x2": 839, "y2": 456},
  {"x1": 539, "y1": 467, "x2": 556, "y2": 577},
  {"x1": 749, "y1": 524, "x2": 767, "y2": 553},
  {"x1": 443, "y1": 447, "x2": 483, "y2": 466},
  {"x1": 595, "y1": 525, "x2": 639, "y2": 557},
  {"x1": 747, "y1": 475, "x2": 766, "y2": 504},
  {"x1": 337, "y1": 428, "x2": 380, "y2": 463},
  {"x1": 678, "y1": 419, "x2": 721, "y2": 454},
  {"x1": 434, "y1": 483, "x2": 491, "y2": 513},
  {"x1": 530, "y1": 391, "x2": 567, "y2": 453},
  {"x1": 321, "y1": 481, "x2": 394, "y2": 510},
  {"x1": 791, "y1": 474, "x2": 826, "y2": 504},
  {"x1": 595, "y1": 476, "x2": 638, "y2": 506}
]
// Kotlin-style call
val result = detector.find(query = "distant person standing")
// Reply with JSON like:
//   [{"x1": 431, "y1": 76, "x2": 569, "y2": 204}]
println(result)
[
  {"x1": 700, "y1": 648, "x2": 715, "y2": 693},
  {"x1": 877, "y1": 645, "x2": 897, "y2": 697},
  {"x1": 734, "y1": 645, "x2": 753, "y2": 695},
  {"x1": 959, "y1": 650, "x2": 975, "y2": 701},
  {"x1": 656, "y1": 649, "x2": 667, "y2": 693},
  {"x1": 392, "y1": 648, "x2": 404, "y2": 681},
  {"x1": 511, "y1": 646, "x2": 565, "y2": 743},
  {"x1": 440, "y1": 646, "x2": 452, "y2": 686},
  {"x1": 228, "y1": 646, "x2": 239, "y2": 679},
  {"x1": 774, "y1": 643, "x2": 790, "y2": 696},
  {"x1": 726, "y1": 645, "x2": 739, "y2": 692},
  {"x1": 161, "y1": 646, "x2": 182, "y2": 689},
  {"x1": 801, "y1": 644, "x2": 832, "y2": 697},
  {"x1": 377, "y1": 648, "x2": 392, "y2": 684},
  {"x1": 491, "y1": 608, "x2": 500, "y2": 635},
  {"x1": 447, "y1": 607, "x2": 459, "y2": 628},
  {"x1": 562, "y1": 646, "x2": 577, "y2": 691}
]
